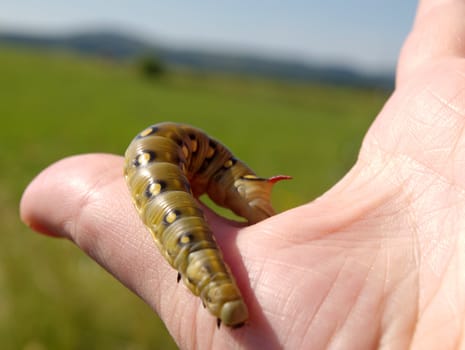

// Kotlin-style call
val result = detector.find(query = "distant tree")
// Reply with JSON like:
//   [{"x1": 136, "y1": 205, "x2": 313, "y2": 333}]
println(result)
[{"x1": 136, "y1": 53, "x2": 166, "y2": 78}]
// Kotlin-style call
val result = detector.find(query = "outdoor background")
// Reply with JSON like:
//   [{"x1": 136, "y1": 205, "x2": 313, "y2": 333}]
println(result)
[{"x1": 0, "y1": 1, "x2": 416, "y2": 349}]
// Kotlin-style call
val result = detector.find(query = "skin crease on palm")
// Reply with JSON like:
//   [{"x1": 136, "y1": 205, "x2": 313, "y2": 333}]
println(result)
[{"x1": 18, "y1": 1, "x2": 465, "y2": 349}]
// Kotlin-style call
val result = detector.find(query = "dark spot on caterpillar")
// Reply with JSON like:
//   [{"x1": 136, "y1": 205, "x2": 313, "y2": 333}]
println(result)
[
  {"x1": 232, "y1": 322, "x2": 245, "y2": 329},
  {"x1": 183, "y1": 180, "x2": 192, "y2": 193},
  {"x1": 168, "y1": 152, "x2": 180, "y2": 165},
  {"x1": 134, "y1": 150, "x2": 156, "y2": 167},
  {"x1": 217, "y1": 319, "x2": 221, "y2": 329},
  {"x1": 170, "y1": 135, "x2": 184, "y2": 150},
  {"x1": 177, "y1": 272, "x2": 181, "y2": 283},
  {"x1": 211, "y1": 168, "x2": 226, "y2": 183},
  {"x1": 163, "y1": 209, "x2": 181, "y2": 225},
  {"x1": 145, "y1": 180, "x2": 167, "y2": 198},
  {"x1": 198, "y1": 158, "x2": 211, "y2": 173}
]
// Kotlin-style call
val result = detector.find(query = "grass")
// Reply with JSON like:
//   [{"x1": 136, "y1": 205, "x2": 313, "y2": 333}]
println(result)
[{"x1": 0, "y1": 46, "x2": 389, "y2": 349}]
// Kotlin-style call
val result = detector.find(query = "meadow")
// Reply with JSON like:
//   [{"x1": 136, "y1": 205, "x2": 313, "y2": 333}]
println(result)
[{"x1": 0, "y1": 46, "x2": 389, "y2": 349}]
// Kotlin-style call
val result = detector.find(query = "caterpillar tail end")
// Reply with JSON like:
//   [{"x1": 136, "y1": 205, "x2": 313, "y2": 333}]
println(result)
[
  {"x1": 235, "y1": 174, "x2": 292, "y2": 224},
  {"x1": 268, "y1": 174, "x2": 292, "y2": 184}
]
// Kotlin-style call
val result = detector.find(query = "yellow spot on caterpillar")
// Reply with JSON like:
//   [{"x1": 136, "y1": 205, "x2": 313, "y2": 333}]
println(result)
[
  {"x1": 148, "y1": 182, "x2": 162, "y2": 196},
  {"x1": 243, "y1": 174, "x2": 258, "y2": 179},
  {"x1": 191, "y1": 139, "x2": 198, "y2": 152},
  {"x1": 180, "y1": 235, "x2": 191, "y2": 244},
  {"x1": 182, "y1": 145, "x2": 189, "y2": 158},
  {"x1": 165, "y1": 211, "x2": 178, "y2": 224},
  {"x1": 140, "y1": 127, "x2": 154, "y2": 137},
  {"x1": 206, "y1": 147, "x2": 215, "y2": 158},
  {"x1": 223, "y1": 159, "x2": 233, "y2": 168},
  {"x1": 137, "y1": 152, "x2": 152, "y2": 166}
]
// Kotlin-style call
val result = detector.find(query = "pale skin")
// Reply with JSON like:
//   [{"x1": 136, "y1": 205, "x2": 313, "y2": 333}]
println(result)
[{"x1": 19, "y1": 1, "x2": 465, "y2": 349}]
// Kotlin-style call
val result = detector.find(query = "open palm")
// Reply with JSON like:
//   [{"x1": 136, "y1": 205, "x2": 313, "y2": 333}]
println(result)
[{"x1": 20, "y1": 2, "x2": 465, "y2": 349}]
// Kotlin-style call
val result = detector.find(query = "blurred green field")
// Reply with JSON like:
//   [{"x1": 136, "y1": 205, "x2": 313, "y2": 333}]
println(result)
[{"x1": 0, "y1": 46, "x2": 388, "y2": 349}]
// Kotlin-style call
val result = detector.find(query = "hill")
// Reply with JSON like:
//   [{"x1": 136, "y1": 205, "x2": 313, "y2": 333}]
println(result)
[{"x1": 0, "y1": 30, "x2": 394, "y2": 89}]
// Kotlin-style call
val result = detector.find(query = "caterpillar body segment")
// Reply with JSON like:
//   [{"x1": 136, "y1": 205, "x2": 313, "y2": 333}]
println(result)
[{"x1": 123, "y1": 122, "x2": 290, "y2": 327}]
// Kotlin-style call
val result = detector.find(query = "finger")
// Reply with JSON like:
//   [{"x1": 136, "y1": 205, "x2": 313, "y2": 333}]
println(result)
[
  {"x1": 19, "y1": 153, "x2": 230, "y2": 345},
  {"x1": 20, "y1": 154, "x2": 171, "y2": 294},
  {"x1": 397, "y1": 0, "x2": 465, "y2": 84},
  {"x1": 20, "y1": 154, "x2": 125, "y2": 239}
]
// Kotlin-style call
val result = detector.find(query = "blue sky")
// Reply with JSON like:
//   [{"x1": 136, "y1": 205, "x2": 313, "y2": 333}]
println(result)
[{"x1": 0, "y1": 1, "x2": 417, "y2": 73}]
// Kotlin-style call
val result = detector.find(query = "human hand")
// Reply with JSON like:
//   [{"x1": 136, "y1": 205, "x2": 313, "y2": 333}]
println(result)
[{"x1": 20, "y1": 1, "x2": 465, "y2": 349}]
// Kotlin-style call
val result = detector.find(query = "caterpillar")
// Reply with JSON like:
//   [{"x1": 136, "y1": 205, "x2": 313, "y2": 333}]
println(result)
[{"x1": 123, "y1": 122, "x2": 290, "y2": 328}]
